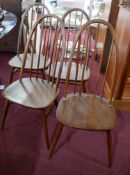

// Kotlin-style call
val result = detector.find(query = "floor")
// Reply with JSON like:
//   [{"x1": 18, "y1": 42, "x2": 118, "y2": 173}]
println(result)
[{"x1": 0, "y1": 53, "x2": 130, "y2": 175}]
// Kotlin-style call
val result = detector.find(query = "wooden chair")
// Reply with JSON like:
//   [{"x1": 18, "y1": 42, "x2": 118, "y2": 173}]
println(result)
[
  {"x1": 49, "y1": 8, "x2": 90, "y2": 86},
  {"x1": 49, "y1": 19, "x2": 119, "y2": 167},
  {"x1": 8, "y1": 2, "x2": 50, "y2": 84},
  {"x1": 1, "y1": 14, "x2": 65, "y2": 149}
]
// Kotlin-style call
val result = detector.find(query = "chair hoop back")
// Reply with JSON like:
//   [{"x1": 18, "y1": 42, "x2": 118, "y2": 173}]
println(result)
[
  {"x1": 62, "y1": 8, "x2": 89, "y2": 22},
  {"x1": 20, "y1": 14, "x2": 66, "y2": 92},
  {"x1": 61, "y1": 8, "x2": 89, "y2": 60},
  {"x1": 64, "y1": 19, "x2": 119, "y2": 103},
  {"x1": 17, "y1": 2, "x2": 50, "y2": 55}
]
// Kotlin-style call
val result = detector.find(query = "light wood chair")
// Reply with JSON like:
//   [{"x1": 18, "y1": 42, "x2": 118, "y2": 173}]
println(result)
[
  {"x1": 8, "y1": 2, "x2": 50, "y2": 84},
  {"x1": 1, "y1": 14, "x2": 65, "y2": 149},
  {"x1": 49, "y1": 8, "x2": 90, "y2": 87},
  {"x1": 49, "y1": 19, "x2": 119, "y2": 167}
]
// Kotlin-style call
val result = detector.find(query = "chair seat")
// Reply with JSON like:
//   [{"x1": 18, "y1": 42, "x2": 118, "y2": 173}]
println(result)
[
  {"x1": 56, "y1": 94, "x2": 117, "y2": 130},
  {"x1": 49, "y1": 62, "x2": 90, "y2": 81},
  {"x1": 9, "y1": 53, "x2": 50, "y2": 69},
  {"x1": 57, "y1": 40, "x2": 87, "y2": 59},
  {"x1": 58, "y1": 40, "x2": 86, "y2": 51},
  {"x1": 3, "y1": 78, "x2": 58, "y2": 109}
]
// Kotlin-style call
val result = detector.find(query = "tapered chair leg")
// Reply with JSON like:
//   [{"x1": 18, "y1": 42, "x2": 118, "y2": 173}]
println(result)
[
  {"x1": 82, "y1": 81, "x2": 87, "y2": 93},
  {"x1": 42, "y1": 111, "x2": 49, "y2": 149},
  {"x1": 8, "y1": 67, "x2": 15, "y2": 84},
  {"x1": 49, "y1": 122, "x2": 63, "y2": 158},
  {"x1": 106, "y1": 130, "x2": 112, "y2": 167},
  {"x1": 54, "y1": 100, "x2": 58, "y2": 108},
  {"x1": 1, "y1": 100, "x2": 10, "y2": 130}
]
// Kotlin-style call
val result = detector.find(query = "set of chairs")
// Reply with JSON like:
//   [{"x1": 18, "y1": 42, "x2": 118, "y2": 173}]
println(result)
[{"x1": 1, "y1": 3, "x2": 119, "y2": 167}]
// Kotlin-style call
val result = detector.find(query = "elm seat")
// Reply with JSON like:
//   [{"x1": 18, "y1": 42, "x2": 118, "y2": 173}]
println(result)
[
  {"x1": 56, "y1": 94, "x2": 117, "y2": 130},
  {"x1": 3, "y1": 78, "x2": 58, "y2": 109},
  {"x1": 57, "y1": 40, "x2": 87, "y2": 59},
  {"x1": 57, "y1": 40, "x2": 87, "y2": 51},
  {"x1": 9, "y1": 53, "x2": 50, "y2": 69},
  {"x1": 49, "y1": 62, "x2": 90, "y2": 81}
]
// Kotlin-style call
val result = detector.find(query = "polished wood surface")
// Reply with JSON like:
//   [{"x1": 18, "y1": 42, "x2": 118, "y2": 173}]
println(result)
[
  {"x1": 49, "y1": 62, "x2": 90, "y2": 81},
  {"x1": 0, "y1": 12, "x2": 17, "y2": 39},
  {"x1": 56, "y1": 94, "x2": 117, "y2": 130},
  {"x1": 0, "y1": 0, "x2": 22, "y2": 52},
  {"x1": 3, "y1": 78, "x2": 58, "y2": 109},
  {"x1": 104, "y1": 6, "x2": 130, "y2": 109},
  {"x1": 9, "y1": 53, "x2": 50, "y2": 69},
  {"x1": 101, "y1": 0, "x2": 119, "y2": 72},
  {"x1": 49, "y1": 19, "x2": 119, "y2": 167},
  {"x1": 119, "y1": 42, "x2": 130, "y2": 100},
  {"x1": 114, "y1": 99, "x2": 130, "y2": 110}
]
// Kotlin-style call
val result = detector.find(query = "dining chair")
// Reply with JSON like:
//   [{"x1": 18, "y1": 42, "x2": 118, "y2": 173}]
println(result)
[
  {"x1": 49, "y1": 8, "x2": 90, "y2": 88},
  {"x1": 8, "y1": 2, "x2": 50, "y2": 84},
  {"x1": 1, "y1": 14, "x2": 65, "y2": 149},
  {"x1": 49, "y1": 19, "x2": 119, "y2": 167}
]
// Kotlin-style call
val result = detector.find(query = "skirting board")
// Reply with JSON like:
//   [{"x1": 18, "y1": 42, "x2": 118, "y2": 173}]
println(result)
[{"x1": 113, "y1": 99, "x2": 130, "y2": 110}]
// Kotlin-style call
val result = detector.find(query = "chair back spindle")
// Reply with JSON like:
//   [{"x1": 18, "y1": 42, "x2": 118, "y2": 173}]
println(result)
[
  {"x1": 63, "y1": 19, "x2": 119, "y2": 103},
  {"x1": 17, "y1": 3, "x2": 50, "y2": 55},
  {"x1": 62, "y1": 8, "x2": 89, "y2": 60},
  {"x1": 20, "y1": 14, "x2": 65, "y2": 92}
]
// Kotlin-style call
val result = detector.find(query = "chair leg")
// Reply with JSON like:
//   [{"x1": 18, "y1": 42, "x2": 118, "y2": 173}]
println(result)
[
  {"x1": 49, "y1": 122, "x2": 63, "y2": 158},
  {"x1": 1, "y1": 100, "x2": 10, "y2": 130},
  {"x1": 8, "y1": 67, "x2": 15, "y2": 84},
  {"x1": 42, "y1": 111, "x2": 49, "y2": 149},
  {"x1": 54, "y1": 99, "x2": 58, "y2": 108},
  {"x1": 82, "y1": 81, "x2": 86, "y2": 93},
  {"x1": 106, "y1": 130, "x2": 112, "y2": 168}
]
